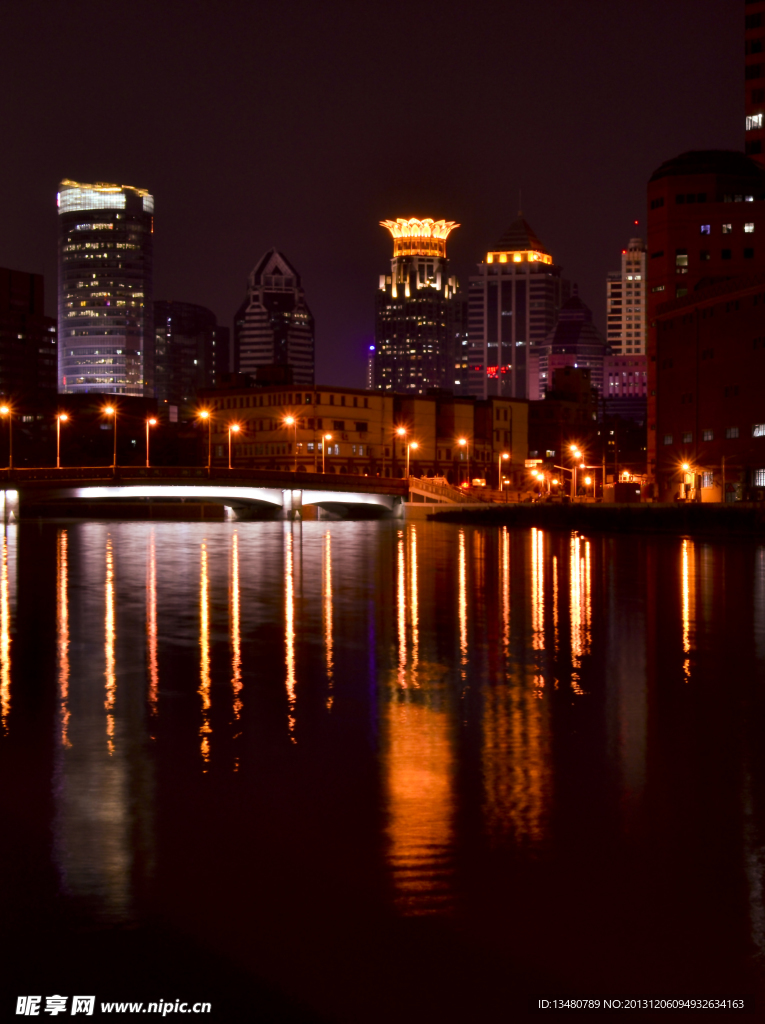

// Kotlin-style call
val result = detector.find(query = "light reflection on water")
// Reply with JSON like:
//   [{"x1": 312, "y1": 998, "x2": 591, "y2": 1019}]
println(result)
[{"x1": 3, "y1": 520, "x2": 765, "y2": 999}]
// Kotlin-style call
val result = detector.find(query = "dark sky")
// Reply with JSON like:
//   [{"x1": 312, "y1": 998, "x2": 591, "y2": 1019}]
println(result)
[{"x1": 0, "y1": 0, "x2": 741, "y2": 387}]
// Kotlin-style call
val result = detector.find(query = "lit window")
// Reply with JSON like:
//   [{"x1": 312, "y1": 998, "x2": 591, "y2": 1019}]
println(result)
[
  {"x1": 682, "y1": 432, "x2": 693, "y2": 444},
  {"x1": 726, "y1": 426, "x2": 739, "y2": 439},
  {"x1": 700, "y1": 224, "x2": 710, "y2": 234},
  {"x1": 753, "y1": 424, "x2": 765, "y2": 437},
  {"x1": 663, "y1": 434, "x2": 673, "y2": 445},
  {"x1": 722, "y1": 224, "x2": 732, "y2": 234},
  {"x1": 702, "y1": 428, "x2": 714, "y2": 441},
  {"x1": 702, "y1": 472, "x2": 714, "y2": 488},
  {"x1": 745, "y1": 223, "x2": 755, "y2": 233},
  {"x1": 747, "y1": 114, "x2": 763, "y2": 131},
  {"x1": 755, "y1": 469, "x2": 765, "y2": 487}
]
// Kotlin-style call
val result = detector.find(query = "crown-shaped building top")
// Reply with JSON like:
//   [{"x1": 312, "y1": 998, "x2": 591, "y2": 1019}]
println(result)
[
  {"x1": 486, "y1": 215, "x2": 552, "y2": 265},
  {"x1": 380, "y1": 218, "x2": 459, "y2": 258}
]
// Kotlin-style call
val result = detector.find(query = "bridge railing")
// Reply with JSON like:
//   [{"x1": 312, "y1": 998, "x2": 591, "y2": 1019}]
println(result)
[{"x1": 408, "y1": 476, "x2": 476, "y2": 504}]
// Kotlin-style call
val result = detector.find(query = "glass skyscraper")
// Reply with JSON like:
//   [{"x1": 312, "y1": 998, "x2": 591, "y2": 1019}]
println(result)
[{"x1": 57, "y1": 179, "x2": 154, "y2": 396}]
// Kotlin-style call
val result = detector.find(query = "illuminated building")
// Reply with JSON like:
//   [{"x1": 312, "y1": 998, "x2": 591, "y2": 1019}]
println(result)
[
  {"x1": 0, "y1": 267, "x2": 57, "y2": 396},
  {"x1": 154, "y1": 301, "x2": 225, "y2": 420},
  {"x1": 468, "y1": 216, "x2": 569, "y2": 400},
  {"x1": 646, "y1": 150, "x2": 765, "y2": 488},
  {"x1": 606, "y1": 237, "x2": 647, "y2": 355},
  {"x1": 234, "y1": 250, "x2": 314, "y2": 385},
  {"x1": 746, "y1": 1, "x2": 765, "y2": 166},
  {"x1": 373, "y1": 218, "x2": 461, "y2": 394},
  {"x1": 534, "y1": 291, "x2": 609, "y2": 398},
  {"x1": 57, "y1": 179, "x2": 154, "y2": 396}
]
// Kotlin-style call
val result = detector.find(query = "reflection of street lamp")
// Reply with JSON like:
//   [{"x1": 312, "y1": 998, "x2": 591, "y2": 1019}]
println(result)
[
  {"x1": 228, "y1": 423, "x2": 241, "y2": 469},
  {"x1": 284, "y1": 415, "x2": 297, "y2": 471},
  {"x1": 198, "y1": 410, "x2": 212, "y2": 472},
  {"x1": 56, "y1": 413, "x2": 68, "y2": 469},
  {"x1": 145, "y1": 417, "x2": 157, "y2": 468},
  {"x1": 0, "y1": 405, "x2": 11, "y2": 470},
  {"x1": 103, "y1": 405, "x2": 117, "y2": 471},
  {"x1": 457, "y1": 436, "x2": 470, "y2": 482},
  {"x1": 407, "y1": 441, "x2": 418, "y2": 478},
  {"x1": 498, "y1": 451, "x2": 509, "y2": 490},
  {"x1": 322, "y1": 433, "x2": 332, "y2": 473}
]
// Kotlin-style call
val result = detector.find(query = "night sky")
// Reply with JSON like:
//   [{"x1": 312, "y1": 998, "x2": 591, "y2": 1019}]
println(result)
[{"x1": 0, "y1": 0, "x2": 741, "y2": 387}]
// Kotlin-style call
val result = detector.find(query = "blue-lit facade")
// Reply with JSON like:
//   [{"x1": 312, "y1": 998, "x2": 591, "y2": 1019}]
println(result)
[{"x1": 57, "y1": 179, "x2": 154, "y2": 396}]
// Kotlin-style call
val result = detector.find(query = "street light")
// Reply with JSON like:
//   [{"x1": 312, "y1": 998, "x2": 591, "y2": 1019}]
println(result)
[
  {"x1": 322, "y1": 433, "x2": 332, "y2": 474},
  {"x1": 228, "y1": 422, "x2": 241, "y2": 469},
  {"x1": 498, "y1": 451, "x2": 510, "y2": 491},
  {"x1": 407, "y1": 441, "x2": 418, "y2": 478},
  {"x1": 56, "y1": 413, "x2": 68, "y2": 469},
  {"x1": 145, "y1": 417, "x2": 157, "y2": 468},
  {"x1": 198, "y1": 410, "x2": 213, "y2": 472},
  {"x1": 103, "y1": 405, "x2": 117, "y2": 471},
  {"x1": 584, "y1": 475, "x2": 592, "y2": 499},
  {"x1": 284, "y1": 414, "x2": 298, "y2": 471},
  {"x1": 0, "y1": 405, "x2": 12, "y2": 470},
  {"x1": 569, "y1": 444, "x2": 581, "y2": 499},
  {"x1": 457, "y1": 436, "x2": 470, "y2": 484}
]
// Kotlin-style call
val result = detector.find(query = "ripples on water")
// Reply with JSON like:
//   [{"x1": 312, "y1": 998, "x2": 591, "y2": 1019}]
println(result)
[{"x1": 2, "y1": 520, "x2": 765, "y2": 1017}]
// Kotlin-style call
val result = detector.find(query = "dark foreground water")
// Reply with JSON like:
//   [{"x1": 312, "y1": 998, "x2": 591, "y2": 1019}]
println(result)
[{"x1": 2, "y1": 520, "x2": 765, "y2": 1020}]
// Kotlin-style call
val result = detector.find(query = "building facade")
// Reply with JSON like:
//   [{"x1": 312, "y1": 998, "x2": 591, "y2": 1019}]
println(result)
[
  {"x1": 57, "y1": 179, "x2": 154, "y2": 396},
  {"x1": 606, "y1": 236, "x2": 647, "y2": 355},
  {"x1": 468, "y1": 216, "x2": 569, "y2": 401},
  {"x1": 646, "y1": 150, "x2": 765, "y2": 486},
  {"x1": 154, "y1": 300, "x2": 225, "y2": 421},
  {"x1": 234, "y1": 250, "x2": 314, "y2": 385},
  {"x1": 534, "y1": 292, "x2": 610, "y2": 398},
  {"x1": 0, "y1": 267, "x2": 57, "y2": 398},
  {"x1": 373, "y1": 218, "x2": 461, "y2": 394},
  {"x1": 196, "y1": 382, "x2": 528, "y2": 487},
  {"x1": 746, "y1": 0, "x2": 765, "y2": 166}
]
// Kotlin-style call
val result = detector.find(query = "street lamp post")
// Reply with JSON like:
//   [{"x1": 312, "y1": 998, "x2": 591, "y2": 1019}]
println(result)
[
  {"x1": 407, "y1": 441, "x2": 418, "y2": 478},
  {"x1": 457, "y1": 437, "x2": 470, "y2": 484},
  {"x1": 322, "y1": 434, "x2": 332, "y2": 474},
  {"x1": 228, "y1": 423, "x2": 240, "y2": 469},
  {"x1": 198, "y1": 410, "x2": 212, "y2": 472},
  {"x1": 498, "y1": 451, "x2": 510, "y2": 491},
  {"x1": 570, "y1": 445, "x2": 581, "y2": 499},
  {"x1": 0, "y1": 405, "x2": 12, "y2": 471},
  {"x1": 284, "y1": 415, "x2": 297, "y2": 471},
  {"x1": 584, "y1": 475, "x2": 592, "y2": 500},
  {"x1": 103, "y1": 405, "x2": 117, "y2": 472},
  {"x1": 145, "y1": 417, "x2": 157, "y2": 468},
  {"x1": 56, "y1": 413, "x2": 68, "y2": 469}
]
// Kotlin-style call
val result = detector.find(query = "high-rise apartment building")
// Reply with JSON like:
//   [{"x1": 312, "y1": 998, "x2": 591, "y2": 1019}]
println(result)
[
  {"x1": 373, "y1": 218, "x2": 460, "y2": 394},
  {"x1": 234, "y1": 250, "x2": 314, "y2": 385},
  {"x1": 154, "y1": 300, "x2": 226, "y2": 420},
  {"x1": 535, "y1": 292, "x2": 609, "y2": 397},
  {"x1": 746, "y1": 1, "x2": 765, "y2": 166},
  {"x1": 57, "y1": 179, "x2": 154, "y2": 396},
  {"x1": 467, "y1": 216, "x2": 569, "y2": 400},
  {"x1": 606, "y1": 237, "x2": 647, "y2": 355},
  {"x1": 0, "y1": 267, "x2": 57, "y2": 397}
]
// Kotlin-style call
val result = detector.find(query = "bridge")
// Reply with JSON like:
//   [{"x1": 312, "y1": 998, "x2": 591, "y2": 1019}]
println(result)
[{"x1": 0, "y1": 466, "x2": 473, "y2": 520}]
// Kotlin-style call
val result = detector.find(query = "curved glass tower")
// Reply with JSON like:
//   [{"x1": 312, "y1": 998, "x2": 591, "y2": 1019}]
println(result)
[{"x1": 57, "y1": 179, "x2": 154, "y2": 395}]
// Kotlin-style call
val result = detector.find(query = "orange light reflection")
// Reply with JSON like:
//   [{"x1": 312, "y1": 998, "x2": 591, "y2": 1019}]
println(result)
[
  {"x1": 57, "y1": 530, "x2": 71, "y2": 747},
  {"x1": 323, "y1": 530, "x2": 334, "y2": 709},
  {"x1": 104, "y1": 536, "x2": 115, "y2": 754},
  {"x1": 285, "y1": 527, "x2": 296, "y2": 740},
  {"x1": 199, "y1": 542, "x2": 211, "y2": 764},
  {"x1": 146, "y1": 532, "x2": 158, "y2": 719},
  {"x1": 231, "y1": 531, "x2": 242, "y2": 724}
]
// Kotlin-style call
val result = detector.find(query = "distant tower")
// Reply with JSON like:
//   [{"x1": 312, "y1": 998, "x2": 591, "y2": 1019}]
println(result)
[
  {"x1": 746, "y1": 1, "x2": 765, "y2": 167},
  {"x1": 373, "y1": 218, "x2": 460, "y2": 393},
  {"x1": 468, "y1": 216, "x2": 568, "y2": 400},
  {"x1": 536, "y1": 290, "x2": 610, "y2": 397},
  {"x1": 606, "y1": 236, "x2": 647, "y2": 356},
  {"x1": 57, "y1": 179, "x2": 154, "y2": 396},
  {"x1": 234, "y1": 250, "x2": 314, "y2": 384},
  {"x1": 154, "y1": 300, "x2": 219, "y2": 419}
]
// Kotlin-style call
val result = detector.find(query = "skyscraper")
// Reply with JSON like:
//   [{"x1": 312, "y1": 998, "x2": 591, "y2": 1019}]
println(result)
[
  {"x1": 57, "y1": 179, "x2": 154, "y2": 396},
  {"x1": 373, "y1": 218, "x2": 460, "y2": 394},
  {"x1": 467, "y1": 216, "x2": 568, "y2": 400},
  {"x1": 154, "y1": 300, "x2": 221, "y2": 420},
  {"x1": 234, "y1": 250, "x2": 314, "y2": 385},
  {"x1": 746, "y1": 1, "x2": 765, "y2": 166},
  {"x1": 535, "y1": 291, "x2": 609, "y2": 397},
  {"x1": 606, "y1": 236, "x2": 647, "y2": 356},
  {"x1": 0, "y1": 267, "x2": 57, "y2": 397}
]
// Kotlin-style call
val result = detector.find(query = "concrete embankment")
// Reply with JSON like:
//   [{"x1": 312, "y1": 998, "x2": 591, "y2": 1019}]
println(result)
[{"x1": 427, "y1": 502, "x2": 765, "y2": 537}]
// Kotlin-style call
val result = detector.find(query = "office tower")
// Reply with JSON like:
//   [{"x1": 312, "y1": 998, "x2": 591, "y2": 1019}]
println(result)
[
  {"x1": 467, "y1": 215, "x2": 569, "y2": 400},
  {"x1": 535, "y1": 291, "x2": 609, "y2": 397},
  {"x1": 746, "y1": 1, "x2": 765, "y2": 166},
  {"x1": 154, "y1": 300, "x2": 221, "y2": 420},
  {"x1": 0, "y1": 267, "x2": 57, "y2": 397},
  {"x1": 452, "y1": 293, "x2": 469, "y2": 396},
  {"x1": 213, "y1": 324, "x2": 230, "y2": 380},
  {"x1": 606, "y1": 237, "x2": 647, "y2": 355},
  {"x1": 57, "y1": 179, "x2": 154, "y2": 396},
  {"x1": 645, "y1": 150, "x2": 765, "y2": 489},
  {"x1": 234, "y1": 250, "x2": 314, "y2": 385},
  {"x1": 373, "y1": 218, "x2": 460, "y2": 394}
]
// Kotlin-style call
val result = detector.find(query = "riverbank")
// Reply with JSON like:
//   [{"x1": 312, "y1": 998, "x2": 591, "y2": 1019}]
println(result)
[{"x1": 428, "y1": 501, "x2": 765, "y2": 536}]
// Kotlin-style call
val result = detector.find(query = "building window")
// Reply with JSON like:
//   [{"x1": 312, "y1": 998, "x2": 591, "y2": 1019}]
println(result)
[
  {"x1": 754, "y1": 469, "x2": 765, "y2": 487},
  {"x1": 722, "y1": 249, "x2": 732, "y2": 260},
  {"x1": 745, "y1": 247, "x2": 755, "y2": 259},
  {"x1": 650, "y1": 197, "x2": 664, "y2": 210},
  {"x1": 745, "y1": 63, "x2": 764, "y2": 80},
  {"x1": 722, "y1": 224, "x2": 732, "y2": 234},
  {"x1": 753, "y1": 424, "x2": 765, "y2": 437},
  {"x1": 663, "y1": 434, "x2": 673, "y2": 445},
  {"x1": 701, "y1": 472, "x2": 714, "y2": 488},
  {"x1": 682, "y1": 432, "x2": 693, "y2": 444},
  {"x1": 700, "y1": 224, "x2": 710, "y2": 234},
  {"x1": 726, "y1": 426, "x2": 739, "y2": 439},
  {"x1": 747, "y1": 113, "x2": 764, "y2": 130},
  {"x1": 700, "y1": 250, "x2": 710, "y2": 261},
  {"x1": 745, "y1": 222, "x2": 756, "y2": 233},
  {"x1": 702, "y1": 428, "x2": 714, "y2": 441}
]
